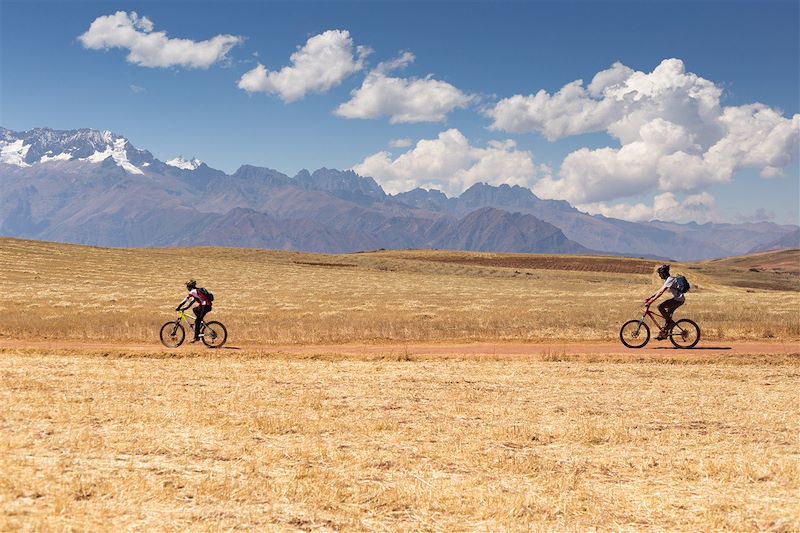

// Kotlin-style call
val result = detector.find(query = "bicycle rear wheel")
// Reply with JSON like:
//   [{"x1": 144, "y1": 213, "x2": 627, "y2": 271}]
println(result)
[
  {"x1": 202, "y1": 321, "x2": 227, "y2": 348},
  {"x1": 160, "y1": 321, "x2": 185, "y2": 348},
  {"x1": 620, "y1": 320, "x2": 650, "y2": 348},
  {"x1": 670, "y1": 319, "x2": 700, "y2": 349}
]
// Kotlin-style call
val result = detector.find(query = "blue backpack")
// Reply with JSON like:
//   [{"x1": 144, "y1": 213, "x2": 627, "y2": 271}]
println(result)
[{"x1": 674, "y1": 275, "x2": 690, "y2": 294}]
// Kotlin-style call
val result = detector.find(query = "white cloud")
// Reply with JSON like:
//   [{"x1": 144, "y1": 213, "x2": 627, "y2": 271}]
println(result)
[
  {"x1": 389, "y1": 137, "x2": 413, "y2": 148},
  {"x1": 352, "y1": 129, "x2": 536, "y2": 195},
  {"x1": 579, "y1": 192, "x2": 718, "y2": 223},
  {"x1": 487, "y1": 80, "x2": 622, "y2": 140},
  {"x1": 335, "y1": 52, "x2": 474, "y2": 123},
  {"x1": 534, "y1": 118, "x2": 701, "y2": 203},
  {"x1": 492, "y1": 59, "x2": 800, "y2": 204},
  {"x1": 79, "y1": 11, "x2": 242, "y2": 69},
  {"x1": 375, "y1": 51, "x2": 415, "y2": 74},
  {"x1": 237, "y1": 30, "x2": 369, "y2": 102}
]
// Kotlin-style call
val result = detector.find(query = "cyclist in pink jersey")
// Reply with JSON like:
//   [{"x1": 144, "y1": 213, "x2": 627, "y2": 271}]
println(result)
[{"x1": 176, "y1": 280, "x2": 213, "y2": 343}]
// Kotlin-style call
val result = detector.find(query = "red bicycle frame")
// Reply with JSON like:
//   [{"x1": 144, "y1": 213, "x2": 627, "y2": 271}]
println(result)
[{"x1": 637, "y1": 304, "x2": 669, "y2": 332}]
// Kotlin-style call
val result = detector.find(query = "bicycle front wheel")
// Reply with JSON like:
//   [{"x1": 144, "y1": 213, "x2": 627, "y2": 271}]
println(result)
[
  {"x1": 620, "y1": 320, "x2": 650, "y2": 348},
  {"x1": 670, "y1": 319, "x2": 700, "y2": 349},
  {"x1": 160, "y1": 321, "x2": 185, "y2": 348},
  {"x1": 202, "y1": 321, "x2": 227, "y2": 348}
]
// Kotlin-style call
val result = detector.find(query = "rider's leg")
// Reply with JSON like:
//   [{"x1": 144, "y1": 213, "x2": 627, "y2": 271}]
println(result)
[
  {"x1": 192, "y1": 306, "x2": 209, "y2": 340},
  {"x1": 658, "y1": 299, "x2": 684, "y2": 329}
]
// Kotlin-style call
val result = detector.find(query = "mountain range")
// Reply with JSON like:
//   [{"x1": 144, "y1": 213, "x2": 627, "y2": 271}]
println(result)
[{"x1": 1, "y1": 127, "x2": 797, "y2": 260}]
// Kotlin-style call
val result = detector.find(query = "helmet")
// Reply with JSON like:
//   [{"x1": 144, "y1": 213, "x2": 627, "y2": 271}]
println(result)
[
  {"x1": 656, "y1": 264, "x2": 670, "y2": 279},
  {"x1": 186, "y1": 279, "x2": 197, "y2": 291}
]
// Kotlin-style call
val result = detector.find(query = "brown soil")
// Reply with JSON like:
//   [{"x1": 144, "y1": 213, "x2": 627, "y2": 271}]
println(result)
[
  {"x1": 389, "y1": 252, "x2": 658, "y2": 274},
  {"x1": 2, "y1": 339, "x2": 797, "y2": 359}
]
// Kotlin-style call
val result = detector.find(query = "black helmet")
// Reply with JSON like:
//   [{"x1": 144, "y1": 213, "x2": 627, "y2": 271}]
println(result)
[
  {"x1": 186, "y1": 279, "x2": 197, "y2": 291},
  {"x1": 656, "y1": 264, "x2": 670, "y2": 279}
]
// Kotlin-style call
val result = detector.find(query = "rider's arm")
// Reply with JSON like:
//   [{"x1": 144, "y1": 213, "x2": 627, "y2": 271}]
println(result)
[
  {"x1": 646, "y1": 287, "x2": 667, "y2": 305},
  {"x1": 176, "y1": 295, "x2": 193, "y2": 311}
]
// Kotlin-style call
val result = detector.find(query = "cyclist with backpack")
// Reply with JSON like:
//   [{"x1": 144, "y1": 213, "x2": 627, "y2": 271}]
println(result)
[
  {"x1": 176, "y1": 280, "x2": 214, "y2": 343},
  {"x1": 645, "y1": 264, "x2": 688, "y2": 340}
]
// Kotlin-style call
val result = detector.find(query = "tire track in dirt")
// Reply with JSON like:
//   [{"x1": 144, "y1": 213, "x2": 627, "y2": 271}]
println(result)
[
  {"x1": 397, "y1": 254, "x2": 657, "y2": 274},
  {"x1": 1, "y1": 339, "x2": 797, "y2": 359}
]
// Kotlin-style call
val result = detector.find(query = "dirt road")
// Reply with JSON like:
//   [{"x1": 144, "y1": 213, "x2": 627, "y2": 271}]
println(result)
[{"x1": 1, "y1": 338, "x2": 797, "y2": 358}]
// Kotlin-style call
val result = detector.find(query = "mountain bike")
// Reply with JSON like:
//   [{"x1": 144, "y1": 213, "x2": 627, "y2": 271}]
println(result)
[
  {"x1": 619, "y1": 302, "x2": 700, "y2": 349},
  {"x1": 160, "y1": 308, "x2": 227, "y2": 348}
]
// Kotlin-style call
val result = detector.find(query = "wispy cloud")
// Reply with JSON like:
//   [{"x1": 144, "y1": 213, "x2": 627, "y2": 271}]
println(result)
[{"x1": 389, "y1": 138, "x2": 413, "y2": 148}]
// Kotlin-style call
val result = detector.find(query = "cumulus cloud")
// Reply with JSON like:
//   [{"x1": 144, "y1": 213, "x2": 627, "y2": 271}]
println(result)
[
  {"x1": 237, "y1": 30, "x2": 369, "y2": 102},
  {"x1": 352, "y1": 129, "x2": 536, "y2": 195},
  {"x1": 489, "y1": 59, "x2": 800, "y2": 204},
  {"x1": 335, "y1": 52, "x2": 474, "y2": 123},
  {"x1": 79, "y1": 11, "x2": 242, "y2": 69},
  {"x1": 487, "y1": 80, "x2": 622, "y2": 140},
  {"x1": 579, "y1": 192, "x2": 718, "y2": 223}
]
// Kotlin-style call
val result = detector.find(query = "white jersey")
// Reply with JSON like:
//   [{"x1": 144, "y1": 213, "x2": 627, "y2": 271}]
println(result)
[{"x1": 663, "y1": 276, "x2": 685, "y2": 302}]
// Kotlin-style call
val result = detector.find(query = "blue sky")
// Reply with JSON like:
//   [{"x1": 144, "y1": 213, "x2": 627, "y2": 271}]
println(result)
[{"x1": 2, "y1": 0, "x2": 798, "y2": 224}]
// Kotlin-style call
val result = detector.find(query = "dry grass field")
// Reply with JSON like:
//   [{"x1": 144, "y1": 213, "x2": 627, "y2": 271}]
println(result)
[
  {"x1": 1, "y1": 238, "x2": 798, "y2": 344},
  {"x1": 1, "y1": 349, "x2": 798, "y2": 531},
  {"x1": 1, "y1": 238, "x2": 799, "y2": 531}
]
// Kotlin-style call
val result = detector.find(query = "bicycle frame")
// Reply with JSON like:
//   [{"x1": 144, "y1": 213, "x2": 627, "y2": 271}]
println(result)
[
  {"x1": 637, "y1": 306, "x2": 668, "y2": 332},
  {"x1": 175, "y1": 309, "x2": 208, "y2": 330},
  {"x1": 177, "y1": 309, "x2": 195, "y2": 325}
]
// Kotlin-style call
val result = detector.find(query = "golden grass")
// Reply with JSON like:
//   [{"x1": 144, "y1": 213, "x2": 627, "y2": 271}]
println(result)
[
  {"x1": 1, "y1": 238, "x2": 798, "y2": 344},
  {"x1": 1, "y1": 349, "x2": 798, "y2": 531},
  {"x1": 2, "y1": 239, "x2": 798, "y2": 530}
]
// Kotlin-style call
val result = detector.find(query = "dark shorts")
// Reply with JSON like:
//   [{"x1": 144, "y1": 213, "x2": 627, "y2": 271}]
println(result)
[
  {"x1": 193, "y1": 305, "x2": 212, "y2": 337},
  {"x1": 658, "y1": 298, "x2": 684, "y2": 324}
]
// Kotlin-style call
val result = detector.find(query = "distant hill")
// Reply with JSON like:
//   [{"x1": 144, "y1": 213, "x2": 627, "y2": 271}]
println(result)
[
  {"x1": 428, "y1": 207, "x2": 591, "y2": 254},
  {"x1": 650, "y1": 221, "x2": 799, "y2": 257},
  {"x1": 1, "y1": 127, "x2": 795, "y2": 259},
  {"x1": 704, "y1": 249, "x2": 800, "y2": 274},
  {"x1": 747, "y1": 229, "x2": 800, "y2": 254},
  {"x1": 396, "y1": 183, "x2": 745, "y2": 260},
  {"x1": 696, "y1": 249, "x2": 800, "y2": 291}
]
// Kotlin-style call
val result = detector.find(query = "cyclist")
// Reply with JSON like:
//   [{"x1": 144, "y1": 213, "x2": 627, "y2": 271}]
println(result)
[
  {"x1": 645, "y1": 264, "x2": 685, "y2": 340},
  {"x1": 176, "y1": 280, "x2": 213, "y2": 343}
]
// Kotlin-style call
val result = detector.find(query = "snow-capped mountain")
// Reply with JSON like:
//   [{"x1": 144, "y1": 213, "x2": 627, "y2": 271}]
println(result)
[
  {"x1": 0, "y1": 127, "x2": 156, "y2": 174},
  {"x1": 166, "y1": 156, "x2": 203, "y2": 170},
  {"x1": 1, "y1": 127, "x2": 796, "y2": 258}
]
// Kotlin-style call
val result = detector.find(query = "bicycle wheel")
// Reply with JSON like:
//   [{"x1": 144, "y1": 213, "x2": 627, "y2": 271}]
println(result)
[
  {"x1": 160, "y1": 321, "x2": 185, "y2": 348},
  {"x1": 620, "y1": 320, "x2": 650, "y2": 348},
  {"x1": 670, "y1": 319, "x2": 700, "y2": 349},
  {"x1": 202, "y1": 321, "x2": 227, "y2": 348}
]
